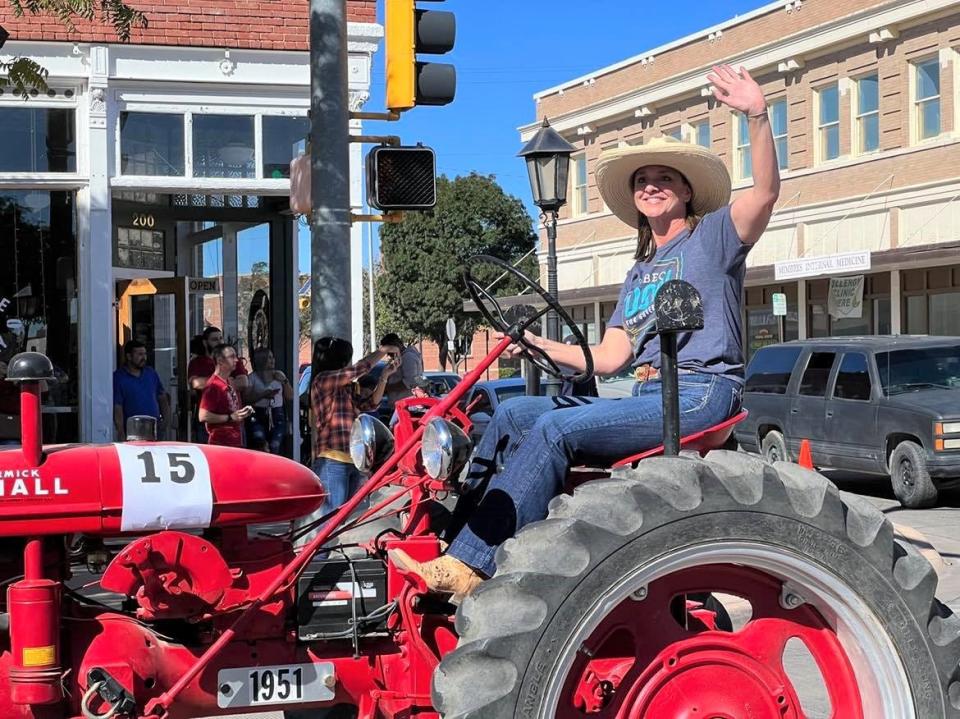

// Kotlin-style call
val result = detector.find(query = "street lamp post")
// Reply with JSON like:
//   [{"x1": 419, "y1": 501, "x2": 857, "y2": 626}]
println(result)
[{"x1": 518, "y1": 117, "x2": 576, "y2": 397}]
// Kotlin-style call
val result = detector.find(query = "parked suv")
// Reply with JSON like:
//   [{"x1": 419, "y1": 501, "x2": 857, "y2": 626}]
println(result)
[{"x1": 736, "y1": 336, "x2": 960, "y2": 508}]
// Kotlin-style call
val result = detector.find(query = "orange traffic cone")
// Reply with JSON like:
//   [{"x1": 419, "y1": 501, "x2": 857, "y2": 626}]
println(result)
[{"x1": 798, "y1": 439, "x2": 813, "y2": 469}]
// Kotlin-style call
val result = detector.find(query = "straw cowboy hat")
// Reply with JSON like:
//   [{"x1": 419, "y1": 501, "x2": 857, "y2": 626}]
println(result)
[{"x1": 596, "y1": 136, "x2": 732, "y2": 229}]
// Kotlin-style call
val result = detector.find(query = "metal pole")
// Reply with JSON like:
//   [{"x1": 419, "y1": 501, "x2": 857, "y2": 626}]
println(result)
[
  {"x1": 660, "y1": 333, "x2": 680, "y2": 456},
  {"x1": 310, "y1": 0, "x2": 352, "y2": 346},
  {"x1": 367, "y1": 222, "x2": 377, "y2": 353},
  {"x1": 544, "y1": 211, "x2": 561, "y2": 396},
  {"x1": 524, "y1": 360, "x2": 541, "y2": 396}
]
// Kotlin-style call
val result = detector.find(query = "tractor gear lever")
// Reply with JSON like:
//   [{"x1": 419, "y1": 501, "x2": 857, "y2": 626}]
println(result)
[{"x1": 653, "y1": 280, "x2": 704, "y2": 456}]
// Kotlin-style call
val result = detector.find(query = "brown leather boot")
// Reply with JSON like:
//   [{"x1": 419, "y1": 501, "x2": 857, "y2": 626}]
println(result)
[{"x1": 389, "y1": 549, "x2": 484, "y2": 602}]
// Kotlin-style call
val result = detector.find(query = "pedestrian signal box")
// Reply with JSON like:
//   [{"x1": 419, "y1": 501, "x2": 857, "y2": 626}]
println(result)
[{"x1": 366, "y1": 145, "x2": 437, "y2": 211}]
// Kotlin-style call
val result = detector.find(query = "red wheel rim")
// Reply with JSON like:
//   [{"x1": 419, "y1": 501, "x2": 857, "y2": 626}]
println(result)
[{"x1": 556, "y1": 564, "x2": 864, "y2": 718}]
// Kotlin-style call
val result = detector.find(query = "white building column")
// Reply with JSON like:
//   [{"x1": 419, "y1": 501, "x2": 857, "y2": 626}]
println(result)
[
  {"x1": 890, "y1": 269, "x2": 902, "y2": 335},
  {"x1": 797, "y1": 279, "x2": 808, "y2": 339},
  {"x1": 78, "y1": 45, "x2": 114, "y2": 443}
]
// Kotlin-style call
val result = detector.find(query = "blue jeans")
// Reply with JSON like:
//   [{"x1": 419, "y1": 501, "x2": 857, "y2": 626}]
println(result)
[
  {"x1": 448, "y1": 372, "x2": 742, "y2": 577},
  {"x1": 248, "y1": 406, "x2": 288, "y2": 454}
]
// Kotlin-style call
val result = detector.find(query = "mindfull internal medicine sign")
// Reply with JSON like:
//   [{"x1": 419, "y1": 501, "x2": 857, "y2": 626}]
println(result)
[{"x1": 775, "y1": 251, "x2": 871, "y2": 281}]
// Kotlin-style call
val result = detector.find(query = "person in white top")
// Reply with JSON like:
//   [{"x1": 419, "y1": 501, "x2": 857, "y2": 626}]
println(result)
[{"x1": 247, "y1": 347, "x2": 294, "y2": 453}]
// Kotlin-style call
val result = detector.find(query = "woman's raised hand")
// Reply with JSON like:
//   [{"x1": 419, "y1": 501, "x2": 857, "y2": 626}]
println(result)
[{"x1": 707, "y1": 64, "x2": 767, "y2": 116}]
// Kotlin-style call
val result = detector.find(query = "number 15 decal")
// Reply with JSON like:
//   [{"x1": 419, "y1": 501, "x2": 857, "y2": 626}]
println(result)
[
  {"x1": 117, "y1": 444, "x2": 213, "y2": 531},
  {"x1": 137, "y1": 451, "x2": 196, "y2": 484}
]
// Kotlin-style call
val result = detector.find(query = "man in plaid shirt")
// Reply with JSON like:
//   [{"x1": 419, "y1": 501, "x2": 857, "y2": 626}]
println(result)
[{"x1": 294, "y1": 336, "x2": 400, "y2": 547}]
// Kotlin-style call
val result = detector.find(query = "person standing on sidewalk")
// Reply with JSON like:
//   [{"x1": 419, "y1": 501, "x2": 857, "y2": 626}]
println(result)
[
  {"x1": 380, "y1": 333, "x2": 423, "y2": 404},
  {"x1": 113, "y1": 340, "x2": 170, "y2": 440},
  {"x1": 292, "y1": 337, "x2": 400, "y2": 546},
  {"x1": 198, "y1": 344, "x2": 254, "y2": 447},
  {"x1": 188, "y1": 326, "x2": 250, "y2": 442}
]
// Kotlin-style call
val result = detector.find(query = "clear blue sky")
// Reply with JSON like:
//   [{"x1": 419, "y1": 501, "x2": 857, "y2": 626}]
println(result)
[{"x1": 296, "y1": 0, "x2": 772, "y2": 277}]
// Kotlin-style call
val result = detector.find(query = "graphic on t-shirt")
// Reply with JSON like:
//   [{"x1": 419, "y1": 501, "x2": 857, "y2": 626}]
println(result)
[{"x1": 622, "y1": 255, "x2": 683, "y2": 340}]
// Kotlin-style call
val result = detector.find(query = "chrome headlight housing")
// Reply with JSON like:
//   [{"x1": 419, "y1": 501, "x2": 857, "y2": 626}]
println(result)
[
  {"x1": 422, "y1": 418, "x2": 472, "y2": 481},
  {"x1": 350, "y1": 414, "x2": 395, "y2": 471}
]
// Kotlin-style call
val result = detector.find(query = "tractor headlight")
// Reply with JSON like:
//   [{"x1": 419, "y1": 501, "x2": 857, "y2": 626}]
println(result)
[
  {"x1": 350, "y1": 415, "x2": 394, "y2": 472},
  {"x1": 422, "y1": 418, "x2": 472, "y2": 481}
]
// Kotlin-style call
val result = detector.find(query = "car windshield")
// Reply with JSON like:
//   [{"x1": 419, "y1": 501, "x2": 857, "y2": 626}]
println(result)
[
  {"x1": 600, "y1": 368, "x2": 635, "y2": 383},
  {"x1": 494, "y1": 383, "x2": 546, "y2": 403},
  {"x1": 877, "y1": 346, "x2": 960, "y2": 395}
]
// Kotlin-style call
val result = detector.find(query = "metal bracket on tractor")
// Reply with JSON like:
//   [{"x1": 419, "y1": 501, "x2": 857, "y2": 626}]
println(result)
[{"x1": 654, "y1": 279, "x2": 705, "y2": 456}]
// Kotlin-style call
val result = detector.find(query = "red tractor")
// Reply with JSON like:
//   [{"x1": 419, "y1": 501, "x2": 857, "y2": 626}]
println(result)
[{"x1": 0, "y1": 257, "x2": 957, "y2": 719}]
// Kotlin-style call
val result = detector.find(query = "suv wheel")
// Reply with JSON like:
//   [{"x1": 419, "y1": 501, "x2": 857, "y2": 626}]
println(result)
[
  {"x1": 760, "y1": 429, "x2": 788, "y2": 463},
  {"x1": 889, "y1": 440, "x2": 938, "y2": 509}
]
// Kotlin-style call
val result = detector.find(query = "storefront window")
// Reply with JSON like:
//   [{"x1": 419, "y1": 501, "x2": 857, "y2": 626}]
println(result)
[
  {"x1": 120, "y1": 112, "x2": 185, "y2": 176},
  {"x1": 193, "y1": 115, "x2": 256, "y2": 179},
  {"x1": 929, "y1": 293, "x2": 960, "y2": 335},
  {"x1": 905, "y1": 294, "x2": 926, "y2": 334},
  {"x1": 0, "y1": 190, "x2": 79, "y2": 442},
  {"x1": 262, "y1": 116, "x2": 309, "y2": 179},
  {"x1": 116, "y1": 226, "x2": 166, "y2": 270},
  {"x1": 744, "y1": 285, "x2": 798, "y2": 360},
  {"x1": 0, "y1": 108, "x2": 76, "y2": 172},
  {"x1": 809, "y1": 303, "x2": 829, "y2": 337}
]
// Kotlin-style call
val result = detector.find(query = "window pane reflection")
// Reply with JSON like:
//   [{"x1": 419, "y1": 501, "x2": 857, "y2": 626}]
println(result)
[
  {"x1": 0, "y1": 108, "x2": 76, "y2": 172},
  {"x1": 120, "y1": 112, "x2": 185, "y2": 176},
  {"x1": 0, "y1": 191, "x2": 79, "y2": 442},
  {"x1": 929, "y1": 293, "x2": 960, "y2": 335},
  {"x1": 263, "y1": 116, "x2": 308, "y2": 179},
  {"x1": 193, "y1": 115, "x2": 255, "y2": 178}
]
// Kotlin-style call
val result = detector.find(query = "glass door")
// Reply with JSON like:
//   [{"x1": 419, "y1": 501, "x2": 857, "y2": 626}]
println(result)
[{"x1": 116, "y1": 278, "x2": 188, "y2": 440}]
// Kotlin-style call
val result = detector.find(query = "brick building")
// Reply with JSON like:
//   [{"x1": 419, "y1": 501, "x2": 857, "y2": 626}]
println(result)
[
  {"x1": 0, "y1": 0, "x2": 380, "y2": 455},
  {"x1": 521, "y1": 0, "x2": 960, "y2": 360}
]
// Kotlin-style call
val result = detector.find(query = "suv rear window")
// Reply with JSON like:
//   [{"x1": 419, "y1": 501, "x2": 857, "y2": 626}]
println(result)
[
  {"x1": 834, "y1": 353, "x2": 872, "y2": 401},
  {"x1": 745, "y1": 346, "x2": 803, "y2": 394},
  {"x1": 798, "y1": 352, "x2": 836, "y2": 397}
]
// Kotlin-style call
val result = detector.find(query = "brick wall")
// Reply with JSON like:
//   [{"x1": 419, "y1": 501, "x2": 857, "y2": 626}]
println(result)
[
  {"x1": 549, "y1": 6, "x2": 960, "y2": 257},
  {"x1": 538, "y1": 0, "x2": 904, "y2": 121},
  {"x1": 0, "y1": 0, "x2": 376, "y2": 50},
  {"x1": 418, "y1": 329, "x2": 504, "y2": 382}
]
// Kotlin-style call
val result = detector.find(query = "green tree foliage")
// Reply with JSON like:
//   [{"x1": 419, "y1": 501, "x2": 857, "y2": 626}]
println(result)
[
  {"x1": 2, "y1": 0, "x2": 146, "y2": 98},
  {"x1": 376, "y1": 173, "x2": 537, "y2": 367}
]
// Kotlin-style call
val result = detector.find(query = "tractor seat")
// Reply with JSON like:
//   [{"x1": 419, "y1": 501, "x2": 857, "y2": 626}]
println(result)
[{"x1": 611, "y1": 410, "x2": 748, "y2": 469}]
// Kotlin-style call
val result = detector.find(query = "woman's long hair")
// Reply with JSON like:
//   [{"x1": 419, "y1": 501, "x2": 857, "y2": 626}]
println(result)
[
  {"x1": 632, "y1": 169, "x2": 703, "y2": 262},
  {"x1": 312, "y1": 337, "x2": 353, "y2": 375},
  {"x1": 252, "y1": 347, "x2": 272, "y2": 373}
]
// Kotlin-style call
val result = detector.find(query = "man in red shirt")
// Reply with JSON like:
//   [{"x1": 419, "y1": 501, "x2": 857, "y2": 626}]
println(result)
[
  {"x1": 188, "y1": 326, "x2": 249, "y2": 442},
  {"x1": 198, "y1": 344, "x2": 254, "y2": 447}
]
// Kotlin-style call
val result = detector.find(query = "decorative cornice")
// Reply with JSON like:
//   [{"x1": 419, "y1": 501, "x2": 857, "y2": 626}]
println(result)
[{"x1": 520, "y1": 0, "x2": 958, "y2": 141}]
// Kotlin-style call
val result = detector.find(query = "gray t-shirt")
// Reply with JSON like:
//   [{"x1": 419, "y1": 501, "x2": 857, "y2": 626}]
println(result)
[{"x1": 607, "y1": 206, "x2": 750, "y2": 382}]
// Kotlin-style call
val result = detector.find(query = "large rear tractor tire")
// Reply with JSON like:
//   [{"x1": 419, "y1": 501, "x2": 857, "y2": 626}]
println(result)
[{"x1": 433, "y1": 451, "x2": 960, "y2": 719}]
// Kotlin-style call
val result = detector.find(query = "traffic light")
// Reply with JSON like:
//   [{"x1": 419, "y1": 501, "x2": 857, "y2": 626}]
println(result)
[
  {"x1": 385, "y1": 0, "x2": 456, "y2": 112},
  {"x1": 366, "y1": 145, "x2": 437, "y2": 211}
]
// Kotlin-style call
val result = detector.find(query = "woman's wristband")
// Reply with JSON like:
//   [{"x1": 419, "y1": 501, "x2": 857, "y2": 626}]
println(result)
[{"x1": 747, "y1": 109, "x2": 768, "y2": 120}]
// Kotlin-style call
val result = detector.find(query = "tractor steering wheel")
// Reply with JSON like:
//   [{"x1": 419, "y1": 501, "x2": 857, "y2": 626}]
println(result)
[{"x1": 463, "y1": 255, "x2": 594, "y2": 384}]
